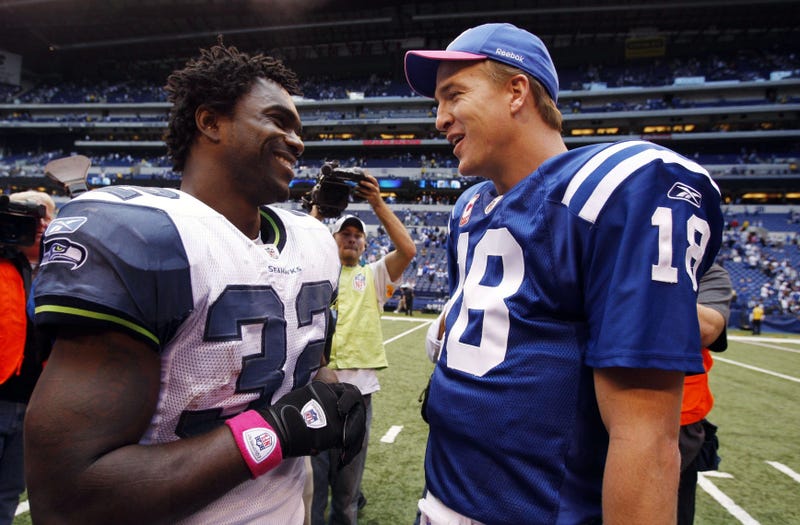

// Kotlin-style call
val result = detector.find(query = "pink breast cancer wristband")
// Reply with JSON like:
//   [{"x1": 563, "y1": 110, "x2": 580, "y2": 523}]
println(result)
[{"x1": 225, "y1": 410, "x2": 283, "y2": 478}]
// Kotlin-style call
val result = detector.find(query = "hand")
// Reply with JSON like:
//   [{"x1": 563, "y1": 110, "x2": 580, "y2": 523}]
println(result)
[
  {"x1": 353, "y1": 172, "x2": 382, "y2": 207},
  {"x1": 258, "y1": 381, "x2": 366, "y2": 467}
]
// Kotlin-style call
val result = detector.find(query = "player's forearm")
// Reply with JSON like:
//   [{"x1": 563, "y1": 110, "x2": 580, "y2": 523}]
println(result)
[
  {"x1": 602, "y1": 434, "x2": 680, "y2": 525},
  {"x1": 697, "y1": 303, "x2": 725, "y2": 347},
  {"x1": 27, "y1": 426, "x2": 250, "y2": 524},
  {"x1": 372, "y1": 200, "x2": 416, "y2": 260}
]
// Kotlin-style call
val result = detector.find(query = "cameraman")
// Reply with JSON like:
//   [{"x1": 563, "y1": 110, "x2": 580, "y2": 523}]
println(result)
[
  {"x1": 309, "y1": 171, "x2": 416, "y2": 525},
  {"x1": 0, "y1": 190, "x2": 55, "y2": 525}
]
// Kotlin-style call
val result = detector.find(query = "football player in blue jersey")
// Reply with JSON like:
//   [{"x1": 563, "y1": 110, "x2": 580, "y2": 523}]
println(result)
[
  {"x1": 406, "y1": 23, "x2": 723, "y2": 525},
  {"x1": 23, "y1": 41, "x2": 366, "y2": 524}
]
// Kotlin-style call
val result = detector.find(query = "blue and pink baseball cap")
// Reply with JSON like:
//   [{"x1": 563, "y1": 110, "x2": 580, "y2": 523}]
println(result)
[{"x1": 404, "y1": 23, "x2": 559, "y2": 103}]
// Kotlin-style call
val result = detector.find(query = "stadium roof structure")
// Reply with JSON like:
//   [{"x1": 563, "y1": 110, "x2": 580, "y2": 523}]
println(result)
[{"x1": 0, "y1": 0, "x2": 798, "y2": 81}]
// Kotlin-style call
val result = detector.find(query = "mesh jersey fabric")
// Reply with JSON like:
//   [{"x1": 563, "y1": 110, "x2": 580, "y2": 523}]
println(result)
[
  {"x1": 427, "y1": 140, "x2": 723, "y2": 524},
  {"x1": 33, "y1": 186, "x2": 340, "y2": 524}
]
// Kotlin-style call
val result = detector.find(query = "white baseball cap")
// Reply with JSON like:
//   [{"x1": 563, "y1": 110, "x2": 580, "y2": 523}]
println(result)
[{"x1": 333, "y1": 215, "x2": 365, "y2": 234}]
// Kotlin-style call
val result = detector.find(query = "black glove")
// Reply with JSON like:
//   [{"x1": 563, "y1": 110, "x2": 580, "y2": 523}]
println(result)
[{"x1": 259, "y1": 381, "x2": 366, "y2": 468}]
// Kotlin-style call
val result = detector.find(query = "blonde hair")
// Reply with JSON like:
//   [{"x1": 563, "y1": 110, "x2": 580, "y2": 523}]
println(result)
[
  {"x1": 485, "y1": 61, "x2": 563, "y2": 132},
  {"x1": 9, "y1": 190, "x2": 57, "y2": 220}
]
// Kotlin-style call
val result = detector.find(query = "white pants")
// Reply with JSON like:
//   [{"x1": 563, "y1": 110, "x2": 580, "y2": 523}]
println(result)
[{"x1": 417, "y1": 492, "x2": 484, "y2": 525}]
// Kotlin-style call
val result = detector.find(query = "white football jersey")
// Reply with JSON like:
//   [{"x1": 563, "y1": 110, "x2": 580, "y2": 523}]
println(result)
[{"x1": 35, "y1": 186, "x2": 340, "y2": 524}]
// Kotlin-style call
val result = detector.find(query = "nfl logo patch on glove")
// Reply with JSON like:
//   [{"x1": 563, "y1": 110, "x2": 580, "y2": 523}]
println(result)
[{"x1": 302, "y1": 400, "x2": 328, "y2": 429}]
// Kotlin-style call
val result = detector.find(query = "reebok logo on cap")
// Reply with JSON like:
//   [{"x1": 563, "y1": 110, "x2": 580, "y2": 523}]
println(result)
[
  {"x1": 404, "y1": 23, "x2": 559, "y2": 102},
  {"x1": 495, "y1": 48, "x2": 525, "y2": 64}
]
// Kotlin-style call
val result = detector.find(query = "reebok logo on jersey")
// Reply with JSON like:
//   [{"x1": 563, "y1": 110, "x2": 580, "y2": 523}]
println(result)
[
  {"x1": 40, "y1": 237, "x2": 87, "y2": 270},
  {"x1": 667, "y1": 182, "x2": 702, "y2": 208},
  {"x1": 495, "y1": 48, "x2": 525, "y2": 64},
  {"x1": 242, "y1": 427, "x2": 277, "y2": 463},
  {"x1": 45, "y1": 216, "x2": 87, "y2": 234},
  {"x1": 301, "y1": 400, "x2": 327, "y2": 429}
]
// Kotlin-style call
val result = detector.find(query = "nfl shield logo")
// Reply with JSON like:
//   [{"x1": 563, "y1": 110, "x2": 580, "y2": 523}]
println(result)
[{"x1": 353, "y1": 272, "x2": 367, "y2": 292}]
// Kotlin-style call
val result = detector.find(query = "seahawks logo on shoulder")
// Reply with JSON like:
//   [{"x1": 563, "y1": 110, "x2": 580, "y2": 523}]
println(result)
[
  {"x1": 667, "y1": 182, "x2": 702, "y2": 208},
  {"x1": 41, "y1": 237, "x2": 88, "y2": 270}
]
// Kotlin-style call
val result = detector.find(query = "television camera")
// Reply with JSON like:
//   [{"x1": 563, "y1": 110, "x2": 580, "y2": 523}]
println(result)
[{"x1": 301, "y1": 161, "x2": 367, "y2": 218}]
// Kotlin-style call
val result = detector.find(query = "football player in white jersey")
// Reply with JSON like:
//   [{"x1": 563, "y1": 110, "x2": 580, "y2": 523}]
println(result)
[
  {"x1": 405, "y1": 23, "x2": 723, "y2": 525},
  {"x1": 24, "y1": 41, "x2": 366, "y2": 524}
]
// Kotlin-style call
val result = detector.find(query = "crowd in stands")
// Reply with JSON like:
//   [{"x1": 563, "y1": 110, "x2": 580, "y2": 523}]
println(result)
[
  {"x1": 2, "y1": 49, "x2": 797, "y2": 106},
  {"x1": 716, "y1": 210, "x2": 800, "y2": 324}
]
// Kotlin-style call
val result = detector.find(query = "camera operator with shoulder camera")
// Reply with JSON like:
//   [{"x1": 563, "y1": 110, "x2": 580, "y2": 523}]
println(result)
[
  {"x1": 303, "y1": 163, "x2": 416, "y2": 524},
  {"x1": 0, "y1": 190, "x2": 55, "y2": 525}
]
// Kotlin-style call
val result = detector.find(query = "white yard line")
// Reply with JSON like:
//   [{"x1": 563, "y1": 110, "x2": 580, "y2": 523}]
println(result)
[
  {"x1": 702, "y1": 470, "x2": 734, "y2": 478},
  {"x1": 15, "y1": 500, "x2": 29, "y2": 516},
  {"x1": 738, "y1": 340, "x2": 800, "y2": 354},
  {"x1": 698, "y1": 474, "x2": 761, "y2": 525},
  {"x1": 766, "y1": 461, "x2": 800, "y2": 484},
  {"x1": 383, "y1": 319, "x2": 433, "y2": 345},
  {"x1": 381, "y1": 315, "x2": 434, "y2": 323},
  {"x1": 729, "y1": 336, "x2": 800, "y2": 345},
  {"x1": 714, "y1": 356, "x2": 800, "y2": 384},
  {"x1": 380, "y1": 425, "x2": 404, "y2": 443}
]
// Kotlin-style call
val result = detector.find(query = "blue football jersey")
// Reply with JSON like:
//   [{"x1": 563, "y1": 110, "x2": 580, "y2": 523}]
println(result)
[
  {"x1": 427, "y1": 140, "x2": 723, "y2": 524},
  {"x1": 33, "y1": 186, "x2": 340, "y2": 524}
]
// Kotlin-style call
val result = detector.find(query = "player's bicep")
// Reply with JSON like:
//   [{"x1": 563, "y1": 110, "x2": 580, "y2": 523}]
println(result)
[
  {"x1": 594, "y1": 366, "x2": 684, "y2": 435},
  {"x1": 26, "y1": 328, "x2": 161, "y2": 477}
]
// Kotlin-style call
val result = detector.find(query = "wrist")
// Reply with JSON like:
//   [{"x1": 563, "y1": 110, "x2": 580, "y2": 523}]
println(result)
[{"x1": 225, "y1": 410, "x2": 283, "y2": 478}]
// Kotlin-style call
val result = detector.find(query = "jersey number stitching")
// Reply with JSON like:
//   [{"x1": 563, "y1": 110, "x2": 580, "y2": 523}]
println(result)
[{"x1": 175, "y1": 282, "x2": 332, "y2": 438}]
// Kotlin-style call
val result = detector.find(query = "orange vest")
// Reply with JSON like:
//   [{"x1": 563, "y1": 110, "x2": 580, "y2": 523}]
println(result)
[
  {"x1": 681, "y1": 348, "x2": 714, "y2": 425},
  {"x1": 0, "y1": 258, "x2": 27, "y2": 383}
]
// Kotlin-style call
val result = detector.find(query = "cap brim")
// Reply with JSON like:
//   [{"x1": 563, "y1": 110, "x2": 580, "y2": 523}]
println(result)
[
  {"x1": 404, "y1": 50, "x2": 487, "y2": 98},
  {"x1": 334, "y1": 216, "x2": 365, "y2": 233}
]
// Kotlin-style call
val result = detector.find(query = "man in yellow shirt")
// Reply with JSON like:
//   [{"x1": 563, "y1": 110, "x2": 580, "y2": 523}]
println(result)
[
  {"x1": 311, "y1": 172, "x2": 416, "y2": 524},
  {"x1": 751, "y1": 303, "x2": 764, "y2": 335}
]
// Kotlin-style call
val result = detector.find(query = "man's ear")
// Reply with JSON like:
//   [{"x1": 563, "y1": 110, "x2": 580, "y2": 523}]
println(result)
[
  {"x1": 508, "y1": 74, "x2": 531, "y2": 114},
  {"x1": 195, "y1": 105, "x2": 222, "y2": 142}
]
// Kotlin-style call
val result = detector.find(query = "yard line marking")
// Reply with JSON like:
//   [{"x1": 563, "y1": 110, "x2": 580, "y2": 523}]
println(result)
[
  {"x1": 714, "y1": 356, "x2": 800, "y2": 384},
  {"x1": 380, "y1": 425, "x2": 404, "y2": 443},
  {"x1": 698, "y1": 474, "x2": 760, "y2": 525},
  {"x1": 15, "y1": 500, "x2": 29, "y2": 516},
  {"x1": 740, "y1": 340, "x2": 800, "y2": 355},
  {"x1": 382, "y1": 315, "x2": 433, "y2": 323},
  {"x1": 702, "y1": 471, "x2": 734, "y2": 478},
  {"x1": 729, "y1": 336, "x2": 800, "y2": 345},
  {"x1": 383, "y1": 320, "x2": 433, "y2": 345},
  {"x1": 766, "y1": 461, "x2": 800, "y2": 483}
]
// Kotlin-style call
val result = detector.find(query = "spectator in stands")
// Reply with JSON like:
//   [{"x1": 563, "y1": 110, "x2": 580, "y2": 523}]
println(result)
[
  {"x1": 405, "y1": 22, "x2": 722, "y2": 524},
  {"x1": 310, "y1": 172, "x2": 416, "y2": 525},
  {"x1": 679, "y1": 264, "x2": 733, "y2": 525},
  {"x1": 0, "y1": 191, "x2": 55, "y2": 525},
  {"x1": 24, "y1": 40, "x2": 365, "y2": 524}
]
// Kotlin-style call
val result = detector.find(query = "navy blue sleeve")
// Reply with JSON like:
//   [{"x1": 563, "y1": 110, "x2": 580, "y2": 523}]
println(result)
[
  {"x1": 578, "y1": 157, "x2": 723, "y2": 372},
  {"x1": 33, "y1": 197, "x2": 193, "y2": 350}
]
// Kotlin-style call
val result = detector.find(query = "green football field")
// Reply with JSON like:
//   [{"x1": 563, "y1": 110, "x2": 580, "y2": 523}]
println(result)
[
  {"x1": 14, "y1": 315, "x2": 800, "y2": 524},
  {"x1": 355, "y1": 317, "x2": 800, "y2": 525}
]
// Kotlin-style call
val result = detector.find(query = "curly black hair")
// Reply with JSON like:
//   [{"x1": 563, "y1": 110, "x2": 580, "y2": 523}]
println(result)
[{"x1": 163, "y1": 37, "x2": 302, "y2": 172}]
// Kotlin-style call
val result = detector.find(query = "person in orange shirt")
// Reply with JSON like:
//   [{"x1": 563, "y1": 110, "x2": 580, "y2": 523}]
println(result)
[
  {"x1": 679, "y1": 263, "x2": 733, "y2": 525},
  {"x1": 0, "y1": 191, "x2": 55, "y2": 525}
]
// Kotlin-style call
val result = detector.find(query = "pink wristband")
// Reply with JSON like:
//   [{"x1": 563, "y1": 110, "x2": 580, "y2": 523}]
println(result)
[{"x1": 225, "y1": 410, "x2": 284, "y2": 478}]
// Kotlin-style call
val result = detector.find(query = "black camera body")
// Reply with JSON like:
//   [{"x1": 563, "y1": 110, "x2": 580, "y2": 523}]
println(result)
[
  {"x1": 301, "y1": 162, "x2": 367, "y2": 218},
  {"x1": 0, "y1": 194, "x2": 45, "y2": 248}
]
